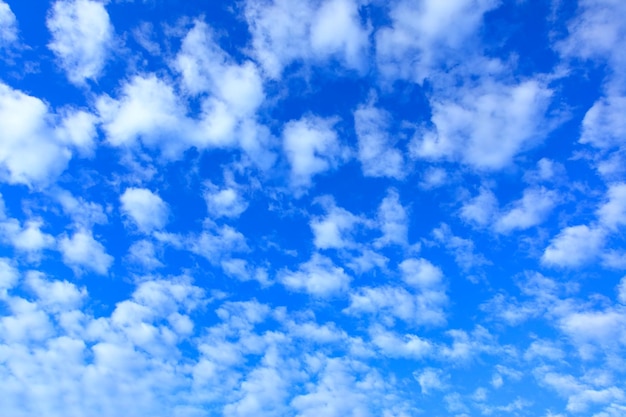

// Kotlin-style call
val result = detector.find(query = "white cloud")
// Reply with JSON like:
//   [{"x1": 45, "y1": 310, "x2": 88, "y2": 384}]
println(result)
[
  {"x1": 539, "y1": 371, "x2": 625, "y2": 413},
  {"x1": 542, "y1": 225, "x2": 606, "y2": 268},
  {"x1": 279, "y1": 253, "x2": 351, "y2": 297},
  {"x1": 580, "y1": 96, "x2": 626, "y2": 150},
  {"x1": 557, "y1": 0, "x2": 626, "y2": 66},
  {"x1": 411, "y1": 79, "x2": 553, "y2": 170},
  {"x1": 205, "y1": 184, "x2": 248, "y2": 219},
  {"x1": 283, "y1": 115, "x2": 347, "y2": 191},
  {"x1": 618, "y1": 277, "x2": 626, "y2": 305},
  {"x1": 127, "y1": 239, "x2": 163, "y2": 270},
  {"x1": 345, "y1": 284, "x2": 446, "y2": 327},
  {"x1": 415, "y1": 367, "x2": 448, "y2": 394},
  {"x1": 524, "y1": 340, "x2": 565, "y2": 362},
  {"x1": 495, "y1": 187, "x2": 558, "y2": 233},
  {"x1": 0, "y1": 257, "x2": 17, "y2": 294},
  {"x1": 186, "y1": 224, "x2": 248, "y2": 264},
  {"x1": 375, "y1": 0, "x2": 499, "y2": 82},
  {"x1": 55, "y1": 189, "x2": 107, "y2": 228},
  {"x1": 375, "y1": 189, "x2": 408, "y2": 247},
  {"x1": 25, "y1": 271, "x2": 87, "y2": 313},
  {"x1": 175, "y1": 20, "x2": 264, "y2": 115},
  {"x1": 460, "y1": 187, "x2": 498, "y2": 227},
  {"x1": 58, "y1": 229, "x2": 113, "y2": 274},
  {"x1": 597, "y1": 183, "x2": 626, "y2": 229},
  {"x1": 420, "y1": 167, "x2": 448, "y2": 189},
  {"x1": 353, "y1": 101, "x2": 405, "y2": 179},
  {"x1": 310, "y1": 196, "x2": 364, "y2": 250},
  {"x1": 0, "y1": 83, "x2": 95, "y2": 186},
  {"x1": 120, "y1": 188, "x2": 169, "y2": 233},
  {"x1": 400, "y1": 258, "x2": 444, "y2": 289},
  {"x1": 432, "y1": 224, "x2": 490, "y2": 270},
  {"x1": 97, "y1": 74, "x2": 194, "y2": 152},
  {"x1": 244, "y1": 0, "x2": 370, "y2": 78},
  {"x1": 47, "y1": 0, "x2": 114, "y2": 85},
  {"x1": 0, "y1": 217, "x2": 55, "y2": 256},
  {"x1": 0, "y1": 0, "x2": 18, "y2": 48},
  {"x1": 369, "y1": 325, "x2": 433, "y2": 359}
]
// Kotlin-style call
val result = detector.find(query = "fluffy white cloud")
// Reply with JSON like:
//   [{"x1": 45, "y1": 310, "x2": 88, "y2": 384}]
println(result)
[
  {"x1": 411, "y1": 79, "x2": 553, "y2": 170},
  {"x1": 400, "y1": 258, "x2": 443, "y2": 289},
  {"x1": 0, "y1": 83, "x2": 96, "y2": 186},
  {"x1": 432, "y1": 224, "x2": 489, "y2": 270},
  {"x1": 283, "y1": 115, "x2": 347, "y2": 191},
  {"x1": 542, "y1": 225, "x2": 606, "y2": 268},
  {"x1": 58, "y1": 229, "x2": 113, "y2": 274},
  {"x1": 460, "y1": 187, "x2": 498, "y2": 227},
  {"x1": 581, "y1": 96, "x2": 626, "y2": 150},
  {"x1": 0, "y1": 257, "x2": 17, "y2": 294},
  {"x1": 557, "y1": 0, "x2": 626, "y2": 66},
  {"x1": 97, "y1": 74, "x2": 194, "y2": 152},
  {"x1": 0, "y1": 218, "x2": 55, "y2": 255},
  {"x1": 120, "y1": 188, "x2": 169, "y2": 233},
  {"x1": 618, "y1": 276, "x2": 626, "y2": 305},
  {"x1": 369, "y1": 325, "x2": 433, "y2": 359},
  {"x1": 415, "y1": 367, "x2": 448, "y2": 394},
  {"x1": 205, "y1": 184, "x2": 248, "y2": 219},
  {"x1": 495, "y1": 187, "x2": 558, "y2": 233},
  {"x1": 376, "y1": 0, "x2": 499, "y2": 82},
  {"x1": 279, "y1": 253, "x2": 351, "y2": 297},
  {"x1": 375, "y1": 189, "x2": 408, "y2": 247},
  {"x1": 310, "y1": 196, "x2": 364, "y2": 250},
  {"x1": 0, "y1": 0, "x2": 17, "y2": 48},
  {"x1": 46, "y1": 0, "x2": 114, "y2": 85},
  {"x1": 345, "y1": 283, "x2": 446, "y2": 327},
  {"x1": 244, "y1": 0, "x2": 370, "y2": 78},
  {"x1": 127, "y1": 239, "x2": 163, "y2": 270},
  {"x1": 597, "y1": 183, "x2": 626, "y2": 229},
  {"x1": 186, "y1": 224, "x2": 248, "y2": 264},
  {"x1": 175, "y1": 20, "x2": 265, "y2": 117},
  {"x1": 55, "y1": 189, "x2": 107, "y2": 229},
  {"x1": 353, "y1": 101, "x2": 405, "y2": 179}
]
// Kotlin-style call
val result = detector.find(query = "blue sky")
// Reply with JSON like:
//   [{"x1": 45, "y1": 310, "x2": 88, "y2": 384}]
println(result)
[{"x1": 1, "y1": 0, "x2": 626, "y2": 416}]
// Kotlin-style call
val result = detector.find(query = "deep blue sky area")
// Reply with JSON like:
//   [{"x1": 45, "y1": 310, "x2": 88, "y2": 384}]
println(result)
[{"x1": 1, "y1": 0, "x2": 626, "y2": 416}]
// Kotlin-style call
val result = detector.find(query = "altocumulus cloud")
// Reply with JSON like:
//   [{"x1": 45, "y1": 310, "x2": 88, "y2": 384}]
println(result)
[{"x1": 1, "y1": 0, "x2": 626, "y2": 416}]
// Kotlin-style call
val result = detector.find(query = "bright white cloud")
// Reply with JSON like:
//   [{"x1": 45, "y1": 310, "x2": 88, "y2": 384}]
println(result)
[
  {"x1": 310, "y1": 196, "x2": 364, "y2": 250},
  {"x1": 580, "y1": 96, "x2": 626, "y2": 150},
  {"x1": 205, "y1": 183, "x2": 248, "y2": 219},
  {"x1": 127, "y1": 239, "x2": 163, "y2": 270},
  {"x1": 0, "y1": 0, "x2": 17, "y2": 47},
  {"x1": 376, "y1": 0, "x2": 500, "y2": 82},
  {"x1": 58, "y1": 229, "x2": 113, "y2": 274},
  {"x1": 597, "y1": 183, "x2": 626, "y2": 229},
  {"x1": 283, "y1": 115, "x2": 346, "y2": 191},
  {"x1": 0, "y1": 218, "x2": 55, "y2": 255},
  {"x1": 120, "y1": 188, "x2": 169, "y2": 233},
  {"x1": 375, "y1": 189, "x2": 408, "y2": 247},
  {"x1": 411, "y1": 79, "x2": 553, "y2": 170},
  {"x1": 0, "y1": 257, "x2": 17, "y2": 294},
  {"x1": 97, "y1": 74, "x2": 193, "y2": 152},
  {"x1": 542, "y1": 225, "x2": 606, "y2": 268},
  {"x1": 415, "y1": 367, "x2": 448, "y2": 394},
  {"x1": 345, "y1": 283, "x2": 446, "y2": 327},
  {"x1": 47, "y1": 0, "x2": 114, "y2": 85},
  {"x1": 0, "y1": 83, "x2": 95, "y2": 186},
  {"x1": 244, "y1": 0, "x2": 370, "y2": 78},
  {"x1": 400, "y1": 258, "x2": 443, "y2": 289},
  {"x1": 279, "y1": 253, "x2": 351, "y2": 297},
  {"x1": 354, "y1": 101, "x2": 405, "y2": 179},
  {"x1": 495, "y1": 187, "x2": 558, "y2": 233},
  {"x1": 460, "y1": 187, "x2": 498, "y2": 227}
]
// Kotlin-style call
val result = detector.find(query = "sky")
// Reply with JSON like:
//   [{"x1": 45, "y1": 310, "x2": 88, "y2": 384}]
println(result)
[{"x1": 0, "y1": 0, "x2": 626, "y2": 416}]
